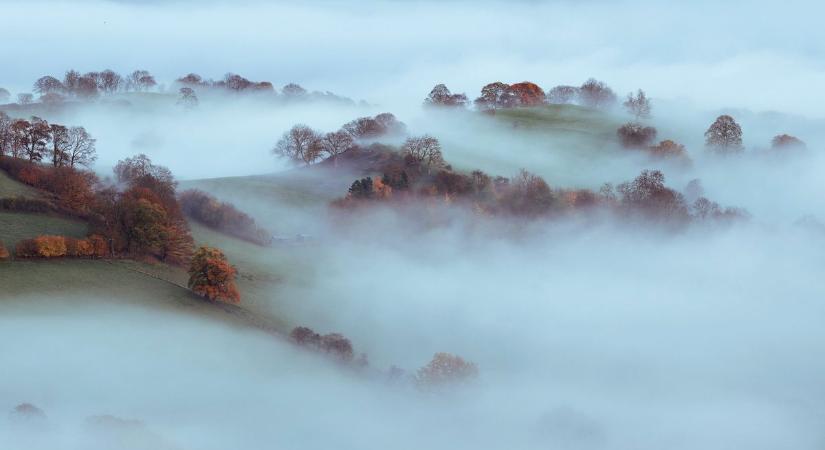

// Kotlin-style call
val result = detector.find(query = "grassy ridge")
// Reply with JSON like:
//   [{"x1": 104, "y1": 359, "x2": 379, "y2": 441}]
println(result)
[{"x1": 0, "y1": 170, "x2": 42, "y2": 199}]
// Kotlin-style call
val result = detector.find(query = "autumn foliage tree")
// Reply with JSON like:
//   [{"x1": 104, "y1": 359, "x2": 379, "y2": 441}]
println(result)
[
  {"x1": 188, "y1": 246, "x2": 240, "y2": 304},
  {"x1": 509, "y1": 82, "x2": 546, "y2": 106}
]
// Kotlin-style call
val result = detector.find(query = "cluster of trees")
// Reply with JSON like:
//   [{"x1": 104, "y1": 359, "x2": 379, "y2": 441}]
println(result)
[
  {"x1": 175, "y1": 72, "x2": 354, "y2": 104},
  {"x1": 187, "y1": 246, "x2": 240, "y2": 304},
  {"x1": 290, "y1": 326, "x2": 361, "y2": 363},
  {"x1": 2, "y1": 151, "x2": 195, "y2": 265},
  {"x1": 704, "y1": 115, "x2": 805, "y2": 155},
  {"x1": 333, "y1": 136, "x2": 745, "y2": 226},
  {"x1": 0, "y1": 112, "x2": 97, "y2": 167},
  {"x1": 425, "y1": 78, "x2": 620, "y2": 111},
  {"x1": 21, "y1": 69, "x2": 158, "y2": 104},
  {"x1": 272, "y1": 113, "x2": 405, "y2": 166},
  {"x1": 179, "y1": 189, "x2": 270, "y2": 245},
  {"x1": 14, "y1": 235, "x2": 108, "y2": 259}
]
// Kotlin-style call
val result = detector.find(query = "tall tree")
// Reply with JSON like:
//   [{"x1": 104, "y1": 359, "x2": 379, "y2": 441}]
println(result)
[
  {"x1": 425, "y1": 84, "x2": 468, "y2": 108},
  {"x1": 547, "y1": 85, "x2": 579, "y2": 104},
  {"x1": 65, "y1": 126, "x2": 97, "y2": 168},
  {"x1": 21, "y1": 117, "x2": 51, "y2": 162},
  {"x1": 704, "y1": 115, "x2": 743, "y2": 154},
  {"x1": 623, "y1": 89, "x2": 651, "y2": 119},
  {"x1": 49, "y1": 124, "x2": 69, "y2": 166},
  {"x1": 272, "y1": 125, "x2": 322, "y2": 165},
  {"x1": 63, "y1": 70, "x2": 81, "y2": 95},
  {"x1": 99, "y1": 70, "x2": 123, "y2": 94}
]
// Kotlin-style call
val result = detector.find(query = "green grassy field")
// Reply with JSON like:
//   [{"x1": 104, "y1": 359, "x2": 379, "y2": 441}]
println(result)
[
  {"x1": 0, "y1": 170, "x2": 43, "y2": 199},
  {"x1": 0, "y1": 212, "x2": 88, "y2": 248}
]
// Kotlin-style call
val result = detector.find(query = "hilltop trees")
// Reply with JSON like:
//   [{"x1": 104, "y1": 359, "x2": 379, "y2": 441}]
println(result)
[
  {"x1": 343, "y1": 113, "x2": 406, "y2": 139},
  {"x1": 623, "y1": 89, "x2": 651, "y2": 119},
  {"x1": 188, "y1": 246, "x2": 240, "y2": 304},
  {"x1": 509, "y1": 82, "x2": 546, "y2": 106},
  {"x1": 127, "y1": 70, "x2": 157, "y2": 92},
  {"x1": 474, "y1": 82, "x2": 515, "y2": 110},
  {"x1": 320, "y1": 130, "x2": 353, "y2": 167},
  {"x1": 424, "y1": 84, "x2": 468, "y2": 108},
  {"x1": 402, "y1": 135, "x2": 444, "y2": 171},
  {"x1": 273, "y1": 125, "x2": 322, "y2": 165},
  {"x1": 33, "y1": 76, "x2": 64, "y2": 96},
  {"x1": 547, "y1": 85, "x2": 579, "y2": 105},
  {"x1": 705, "y1": 115, "x2": 743, "y2": 154},
  {"x1": 579, "y1": 78, "x2": 617, "y2": 109}
]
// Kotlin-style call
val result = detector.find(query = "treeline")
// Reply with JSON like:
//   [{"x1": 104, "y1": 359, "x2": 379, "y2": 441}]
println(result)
[
  {"x1": 0, "y1": 69, "x2": 353, "y2": 106},
  {"x1": 0, "y1": 112, "x2": 96, "y2": 167},
  {"x1": 331, "y1": 136, "x2": 746, "y2": 227},
  {"x1": 425, "y1": 78, "x2": 622, "y2": 111},
  {"x1": 289, "y1": 325, "x2": 477, "y2": 388},
  {"x1": 179, "y1": 189, "x2": 271, "y2": 246},
  {"x1": 272, "y1": 113, "x2": 405, "y2": 166}
]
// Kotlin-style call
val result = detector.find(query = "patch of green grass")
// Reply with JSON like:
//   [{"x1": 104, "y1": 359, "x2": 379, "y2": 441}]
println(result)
[
  {"x1": 0, "y1": 259, "x2": 283, "y2": 332},
  {"x1": 0, "y1": 170, "x2": 42, "y2": 199},
  {"x1": 0, "y1": 212, "x2": 87, "y2": 248},
  {"x1": 491, "y1": 104, "x2": 621, "y2": 140}
]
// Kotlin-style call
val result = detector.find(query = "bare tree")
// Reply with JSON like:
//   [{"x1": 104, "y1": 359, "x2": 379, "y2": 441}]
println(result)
[
  {"x1": 128, "y1": 70, "x2": 156, "y2": 92},
  {"x1": 623, "y1": 89, "x2": 651, "y2": 120},
  {"x1": 0, "y1": 87, "x2": 10, "y2": 103},
  {"x1": 49, "y1": 124, "x2": 69, "y2": 166},
  {"x1": 272, "y1": 125, "x2": 322, "y2": 165},
  {"x1": 177, "y1": 87, "x2": 198, "y2": 109},
  {"x1": 65, "y1": 126, "x2": 97, "y2": 168},
  {"x1": 33, "y1": 76, "x2": 64, "y2": 95},
  {"x1": 63, "y1": 70, "x2": 81, "y2": 95},
  {"x1": 579, "y1": 78, "x2": 617, "y2": 109},
  {"x1": 76, "y1": 76, "x2": 99, "y2": 98},
  {"x1": 0, "y1": 112, "x2": 13, "y2": 156},
  {"x1": 21, "y1": 117, "x2": 51, "y2": 162},
  {"x1": 402, "y1": 135, "x2": 444, "y2": 171},
  {"x1": 704, "y1": 115, "x2": 743, "y2": 154},
  {"x1": 547, "y1": 85, "x2": 579, "y2": 105},
  {"x1": 99, "y1": 69, "x2": 123, "y2": 94},
  {"x1": 425, "y1": 84, "x2": 468, "y2": 108},
  {"x1": 320, "y1": 130, "x2": 353, "y2": 167}
]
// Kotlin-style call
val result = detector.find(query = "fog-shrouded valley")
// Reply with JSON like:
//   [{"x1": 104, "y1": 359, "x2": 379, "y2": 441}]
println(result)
[{"x1": 2, "y1": 1, "x2": 825, "y2": 449}]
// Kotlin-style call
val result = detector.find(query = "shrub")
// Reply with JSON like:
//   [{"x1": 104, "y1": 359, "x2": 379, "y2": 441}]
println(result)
[
  {"x1": 0, "y1": 242, "x2": 9, "y2": 261},
  {"x1": 65, "y1": 237, "x2": 94, "y2": 257},
  {"x1": 87, "y1": 234, "x2": 109, "y2": 258},
  {"x1": 0, "y1": 197, "x2": 52, "y2": 213},
  {"x1": 34, "y1": 235, "x2": 67, "y2": 257}
]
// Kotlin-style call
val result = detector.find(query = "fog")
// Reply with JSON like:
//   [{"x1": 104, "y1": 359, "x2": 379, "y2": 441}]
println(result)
[{"x1": 3, "y1": 0, "x2": 825, "y2": 449}]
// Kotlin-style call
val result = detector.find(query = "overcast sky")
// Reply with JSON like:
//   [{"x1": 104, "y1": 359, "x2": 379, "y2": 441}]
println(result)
[{"x1": 1, "y1": 0, "x2": 823, "y2": 117}]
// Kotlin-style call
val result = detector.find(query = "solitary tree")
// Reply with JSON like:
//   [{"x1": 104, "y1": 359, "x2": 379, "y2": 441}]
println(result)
[
  {"x1": 509, "y1": 81, "x2": 546, "y2": 106},
  {"x1": 623, "y1": 89, "x2": 651, "y2": 119},
  {"x1": 273, "y1": 125, "x2": 322, "y2": 165},
  {"x1": 177, "y1": 87, "x2": 198, "y2": 109},
  {"x1": 704, "y1": 115, "x2": 743, "y2": 154},
  {"x1": 99, "y1": 69, "x2": 123, "y2": 94},
  {"x1": 17, "y1": 93, "x2": 34, "y2": 105},
  {"x1": 188, "y1": 246, "x2": 240, "y2": 304},
  {"x1": 320, "y1": 130, "x2": 353, "y2": 167}
]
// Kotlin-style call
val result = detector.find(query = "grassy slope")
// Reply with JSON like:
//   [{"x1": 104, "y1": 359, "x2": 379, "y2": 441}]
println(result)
[{"x1": 0, "y1": 170, "x2": 88, "y2": 248}]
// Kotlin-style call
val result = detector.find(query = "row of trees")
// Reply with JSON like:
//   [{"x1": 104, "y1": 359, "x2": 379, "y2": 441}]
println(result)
[
  {"x1": 617, "y1": 114, "x2": 805, "y2": 159},
  {"x1": 272, "y1": 113, "x2": 406, "y2": 166},
  {"x1": 0, "y1": 112, "x2": 97, "y2": 167},
  {"x1": 425, "y1": 78, "x2": 629, "y2": 112},
  {"x1": 25, "y1": 69, "x2": 158, "y2": 103},
  {"x1": 179, "y1": 189, "x2": 270, "y2": 245}
]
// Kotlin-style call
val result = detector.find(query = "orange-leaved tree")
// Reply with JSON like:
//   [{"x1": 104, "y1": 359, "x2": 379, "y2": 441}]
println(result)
[{"x1": 188, "y1": 246, "x2": 240, "y2": 304}]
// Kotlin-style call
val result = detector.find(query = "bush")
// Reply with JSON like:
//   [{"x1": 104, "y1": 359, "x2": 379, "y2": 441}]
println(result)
[
  {"x1": 0, "y1": 242, "x2": 9, "y2": 261},
  {"x1": 65, "y1": 237, "x2": 94, "y2": 257}
]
